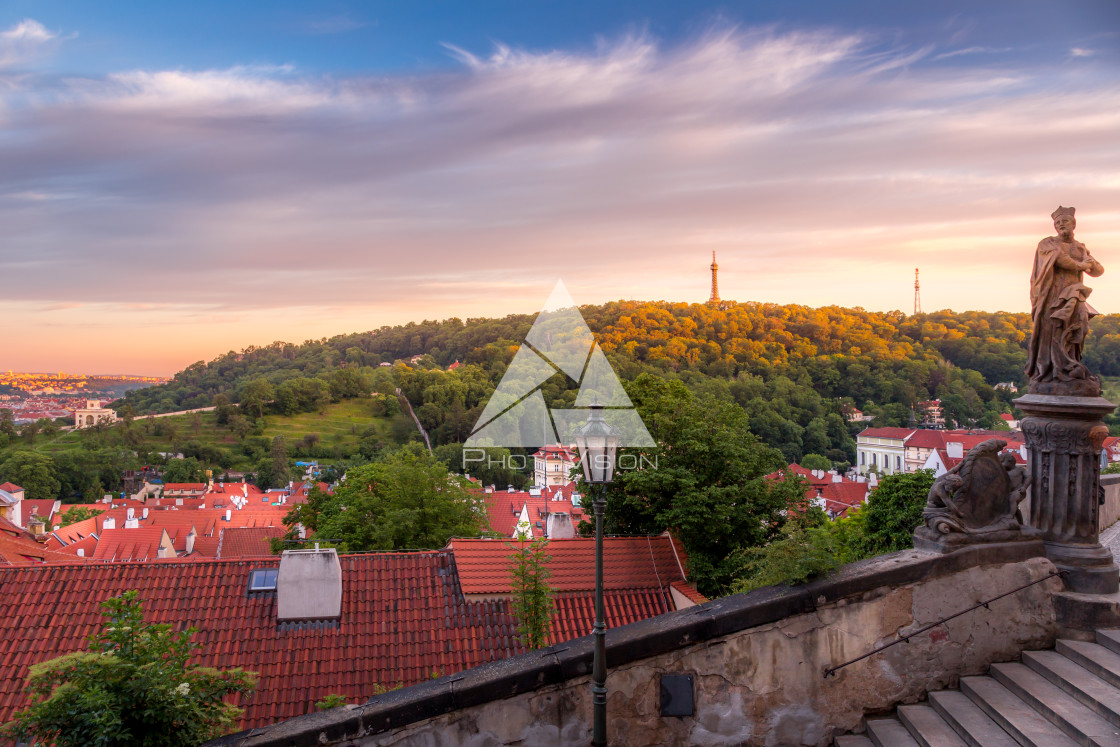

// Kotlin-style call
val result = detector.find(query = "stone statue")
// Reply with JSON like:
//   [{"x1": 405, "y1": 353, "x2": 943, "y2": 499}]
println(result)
[
  {"x1": 1026, "y1": 206, "x2": 1105, "y2": 396},
  {"x1": 913, "y1": 439, "x2": 1033, "y2": 552}
]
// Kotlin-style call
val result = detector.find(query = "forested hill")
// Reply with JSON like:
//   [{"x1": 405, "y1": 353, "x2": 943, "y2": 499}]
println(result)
[{"x1": 115, "y1": 302, "x2": 1120, "y2": 463}]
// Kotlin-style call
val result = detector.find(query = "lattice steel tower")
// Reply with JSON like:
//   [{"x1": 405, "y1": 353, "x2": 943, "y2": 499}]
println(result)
[
  {"x1": 708, "y1": 252, "x2": 720, "y2": 305},
  {"x1": 914, "y1": 267, "x2": 921, "y2": 315}
]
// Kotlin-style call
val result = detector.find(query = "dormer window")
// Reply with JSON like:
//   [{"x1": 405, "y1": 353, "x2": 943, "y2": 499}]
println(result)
[{"x1": 248, "y1": 568, "x2": 279, "y2": 593}]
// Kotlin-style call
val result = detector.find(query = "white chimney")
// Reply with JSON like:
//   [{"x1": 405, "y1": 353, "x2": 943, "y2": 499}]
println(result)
[
  {"x1": 832, "y1": 473, "x2": 842, "y2": 483},
  {"x1": 142, "y1": 508, "x2": 149, "y2": 519},
  {"x1": 947, "y1": 442, "x2": 964, "y2": 459},
  {"x1": 124, "y1": 517, "x2": 139, "y2": 529},
  {"x1": 242, "y1": 484, "x2": 248, "y2": 498},
  {"x1": 277, "y1": 548, "x2": 343, "y2": 622},
  {"x1": 102, "y1": 517, "x2": 116, "y2": 530},
  {"x1": 77, "y1": 548, "x2": 85, "y2": 557},
  {"x1": 225, "y1": 509, "x2": 232, "y2": 522},
  {"x1": 127, "y1": 508, "x2": 135, "y2": 520},
  {"x1": 546, "y1": 511, "x2": 575, "y2": 540}
]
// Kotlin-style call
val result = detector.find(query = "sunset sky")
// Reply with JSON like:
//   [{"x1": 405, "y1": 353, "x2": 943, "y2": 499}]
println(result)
[{"x1": 1, "y1": 1, "x2": 1118, "y2": 376}]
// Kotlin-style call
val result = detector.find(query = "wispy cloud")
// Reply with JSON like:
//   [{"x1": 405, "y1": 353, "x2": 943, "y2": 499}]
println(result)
[
  {"x1": 0, "y1": 18, "x2": 61, "y2": 68},
  {"x1": 2, "y1": 25, "x2": 1119, "y2": 373}
]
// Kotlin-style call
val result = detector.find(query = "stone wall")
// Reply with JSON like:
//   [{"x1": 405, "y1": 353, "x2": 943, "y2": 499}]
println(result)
[{"x1": 210, "y1": 544, "x2": 1060, "y2": 747}]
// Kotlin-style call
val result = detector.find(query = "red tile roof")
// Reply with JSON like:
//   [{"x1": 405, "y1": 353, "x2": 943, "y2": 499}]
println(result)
[
  {"x1": 0, "y1": 532, "x2": 85, "y2": 565},
  {"x1": 858, "y1": 427, "x2": 915, "y2": 440},
  {"x1": 19, "y1": 499, "x2": 57, "y2": 524},
  {"x1": 904, "y1": 430, "x2": 946, "y2": 449},
  {"x1": 0, "y1": 550, "x2": 682, "y2": 732},
  {"x1": 219, "y1": 527, "x2": 284, "y2": 558},
  {"x1": 0, "y1": 483, "x2": 22, "y2": 493},
  {"x1": 92, "y1": 528, "x2": 171, "y2": 561},
  {"x1": 482, "y1": 488, "x2": 586, "y2": 538},
  {"x1": 449, "y1": 535, "x2": 686, "y2": 594}
]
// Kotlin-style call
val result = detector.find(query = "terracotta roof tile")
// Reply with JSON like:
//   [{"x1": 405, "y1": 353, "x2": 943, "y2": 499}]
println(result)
[
  {"x1": 449, "y1": 536, "x2": 685, "y2": 594},
  {"x1": 0, "y1": 550, "x2": 679, "y2": 732},
  {"x1": 219, "y1": 527, "x2": 284, "y2": 558}
]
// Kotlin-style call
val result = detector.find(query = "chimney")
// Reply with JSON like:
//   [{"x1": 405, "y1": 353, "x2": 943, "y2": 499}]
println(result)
[
  {"x1": 102, "y1": 516, "x2": 116, "y2": 530},
  {"x1": 127, "y1": 508, "x2": 135, "y2": 520},
  {"x1": 124, "y1": 517, "x2": 140, "y2": 529},
  {"x1": 28, "y1": 516, "x2": 46, "y2": 540},
  {"x1": 546, "y1": 511, "x2": 575, "y2": 540},
  {"x1": 186, "y1": 531, "x2": 196, "y2": 555},
  {"x1": 947, "y1": 442, "x2": 964, "y2": 459},
  {"x1": 832, "y1": 473, "x2": 842, "y2": 483},
  {"x1": 242, "y1": 484, "x2": 248, "y2": 498},
  {"x1": 142, "y1": 508, "x2": 149, "y2": 519},
  {"x1": 225, "y1": 509, "x2": 232, "y2": 522},
  {"x1": 277, "y1": 548, "x2": 343, "y2": 622},
  {"x1": 77, "y1": 548, "x2": 85, "y2": 557}
]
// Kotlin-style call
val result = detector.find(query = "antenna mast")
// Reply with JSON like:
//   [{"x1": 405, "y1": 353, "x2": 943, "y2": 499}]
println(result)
[
  {"x1": 914, "y1": 268, "x2": 921, "y2": 315},
  {"x1": 708, "y1": 252, "x2": 720, "y2": 305}
]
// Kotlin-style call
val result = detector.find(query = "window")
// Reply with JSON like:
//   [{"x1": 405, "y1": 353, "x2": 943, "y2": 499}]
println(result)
[
  {"x1": 248, "y1": 568, "x2": 278, "y2": 592},
  {"x1": 896, "y1": 456, "x2": 902, "y2": 470},
  {"x1": 860, "y1": 452, "x2": 865, "y2": 465}
]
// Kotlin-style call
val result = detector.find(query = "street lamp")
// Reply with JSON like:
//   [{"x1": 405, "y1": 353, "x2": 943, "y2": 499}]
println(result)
[{"x1": 573, "y1": 404, "x2": 619, "y2": 747}]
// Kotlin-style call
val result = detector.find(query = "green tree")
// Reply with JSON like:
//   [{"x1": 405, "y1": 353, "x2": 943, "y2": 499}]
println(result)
[
  {"x1": 858, "y1": 469, "x2": 936, "y2": 555},
  {"x1": 255, "y1": 436, "x2": 292, "y2": 489},
  {"x1": 0, "y1": 451, "x2": 61, "y2": 499},
  {"x1": 799, "y1": 453, "x2": 832, "y2": 471},
  {"x1": 282, "y1": 446, "x2": 487, "y2": 551},
  {"x1": 508, "y1": 537, "x2": 554, "y2": 650},
  {"x1": 240, "y1": 377, "x2": 274, "y2": 420},
  {"x1": 2, "y1": 591, "x2": 256, "y2": 747},
  {"x1": 58, "y1": 505, "x2": 105, "y2": 527},
  {"x1": 161, "y1": 457, "x2": 206, "y2": 484},
  {"x1": 602, "y1": 374, "x2": 806, "y2": 596}
]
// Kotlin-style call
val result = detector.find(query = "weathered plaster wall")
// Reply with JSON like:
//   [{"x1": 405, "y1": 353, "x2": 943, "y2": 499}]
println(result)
[{"x1": 353, "y1": 556, "x2": 1059, "y2": 747}]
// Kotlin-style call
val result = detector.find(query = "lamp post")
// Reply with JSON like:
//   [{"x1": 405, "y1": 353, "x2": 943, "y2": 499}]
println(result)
[{"x1": 573, "y1": 404, "x2": 619, "y2": 747}]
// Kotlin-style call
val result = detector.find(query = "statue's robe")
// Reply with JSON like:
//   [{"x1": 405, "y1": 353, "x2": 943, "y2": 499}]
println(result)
[{"x1": 1026, "y1": 236, "x2": 1098, "y2": 385}]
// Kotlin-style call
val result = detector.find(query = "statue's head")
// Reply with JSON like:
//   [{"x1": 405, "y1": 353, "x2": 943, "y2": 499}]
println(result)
[{"x1": 1052, "y1": 205, "x2": 1076, "y2": 240}]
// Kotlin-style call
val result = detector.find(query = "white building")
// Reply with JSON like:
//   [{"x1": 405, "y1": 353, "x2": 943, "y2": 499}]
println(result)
[
  {"x1": 855, "y1": 427, "x2": 914, "y2": 475},
  {"x1": 532, "y1": 445, "x2": 577, "y2": 488},
  {"x1": 73, "y1": 400, "x2": 119, "y2": 429}
]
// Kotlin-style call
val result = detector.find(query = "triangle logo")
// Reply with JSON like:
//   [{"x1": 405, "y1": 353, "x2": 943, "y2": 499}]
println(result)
[{"x1": 465, "y1": 280, "x2": 654, "y2": 448}]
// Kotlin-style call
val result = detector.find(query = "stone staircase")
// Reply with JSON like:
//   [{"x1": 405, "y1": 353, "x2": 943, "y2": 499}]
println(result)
[{"x1": 835, "y1": 629, "x2": 1120, "y2": 746}]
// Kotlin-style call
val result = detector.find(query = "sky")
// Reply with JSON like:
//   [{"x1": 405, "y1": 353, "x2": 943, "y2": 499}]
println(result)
[{"x1": 1, "y1": 1, "x2": 1118, "y2": 376}]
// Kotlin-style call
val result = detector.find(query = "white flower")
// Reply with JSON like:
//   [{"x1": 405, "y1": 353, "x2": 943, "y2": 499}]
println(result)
[{"x1": 175, "y1": 682, "x2": 190, "y2": 696}]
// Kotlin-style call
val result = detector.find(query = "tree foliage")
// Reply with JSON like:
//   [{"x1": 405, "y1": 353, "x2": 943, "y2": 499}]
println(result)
[
  {"x1": 508, "y1": 537, "x2": 554, "y2": 650},
  {"x1": 280, "y1": 446, "x2": 488, "y2": 552},
  {"x1": 855, "y1": 469, "x2": 937, "y2": 555},
  {"x1": 598, "y1": 374, "x2": 807, "y2": 596},
  {"x1": 2, "y1": 591, "x2": 256, "y2": 747},
  {"x1": 57, "y1": 505, "x2": 105, "y2": 528},
  {"x1": 0, "y1": 451, "x2": 61, "y2": 500}
]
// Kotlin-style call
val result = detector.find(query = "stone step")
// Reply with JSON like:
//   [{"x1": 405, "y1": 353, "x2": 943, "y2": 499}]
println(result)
[
  {"x1": 989, "y1": 662, "x2": 1120, "y2": 746},
  {"x1": 960, "y1": 675, "x2": 1080, "y2": 747},
  {"x1": 866, "y1": 717, "x2": 920, "y2": 747},
  {"x1": 896, "y1": 704, "x2": 967, "y2": 746},
  {"x1": 834, "y1": 735, "x2": 875, "y2": 747},
  {"x1": 1098, "y1": 629, "x2": 1120, "y2": 657},
  {"x1": 1023, "y1": 649, "x2": 1120, "y2": 727},
  {"x1": 1058, "y1": 639, "x2": 1120, "y2": 691},
  {"x1": 928, "y1": 690, "x2": 1019, "y2": 747}
]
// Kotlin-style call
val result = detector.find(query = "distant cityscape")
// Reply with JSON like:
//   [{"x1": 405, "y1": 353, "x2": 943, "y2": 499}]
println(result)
[{"x1": 0, "y1": 371, "x2": 164, "y2": 424}]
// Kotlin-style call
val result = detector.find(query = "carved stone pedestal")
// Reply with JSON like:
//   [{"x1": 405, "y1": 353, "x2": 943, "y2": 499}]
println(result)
[{"x1": 1015, "y1": 393, "x2": 1118, "y2": 594}]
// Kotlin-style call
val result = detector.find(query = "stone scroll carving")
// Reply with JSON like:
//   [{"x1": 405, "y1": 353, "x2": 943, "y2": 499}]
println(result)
[{"x1": 913, "y1": 439, "x2": 1034, "y2": 552}]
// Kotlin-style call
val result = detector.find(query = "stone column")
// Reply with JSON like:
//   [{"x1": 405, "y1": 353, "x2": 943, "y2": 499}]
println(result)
[{"x1": 1015, "y1": 393, "x2": 1118, "y2": 594}]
